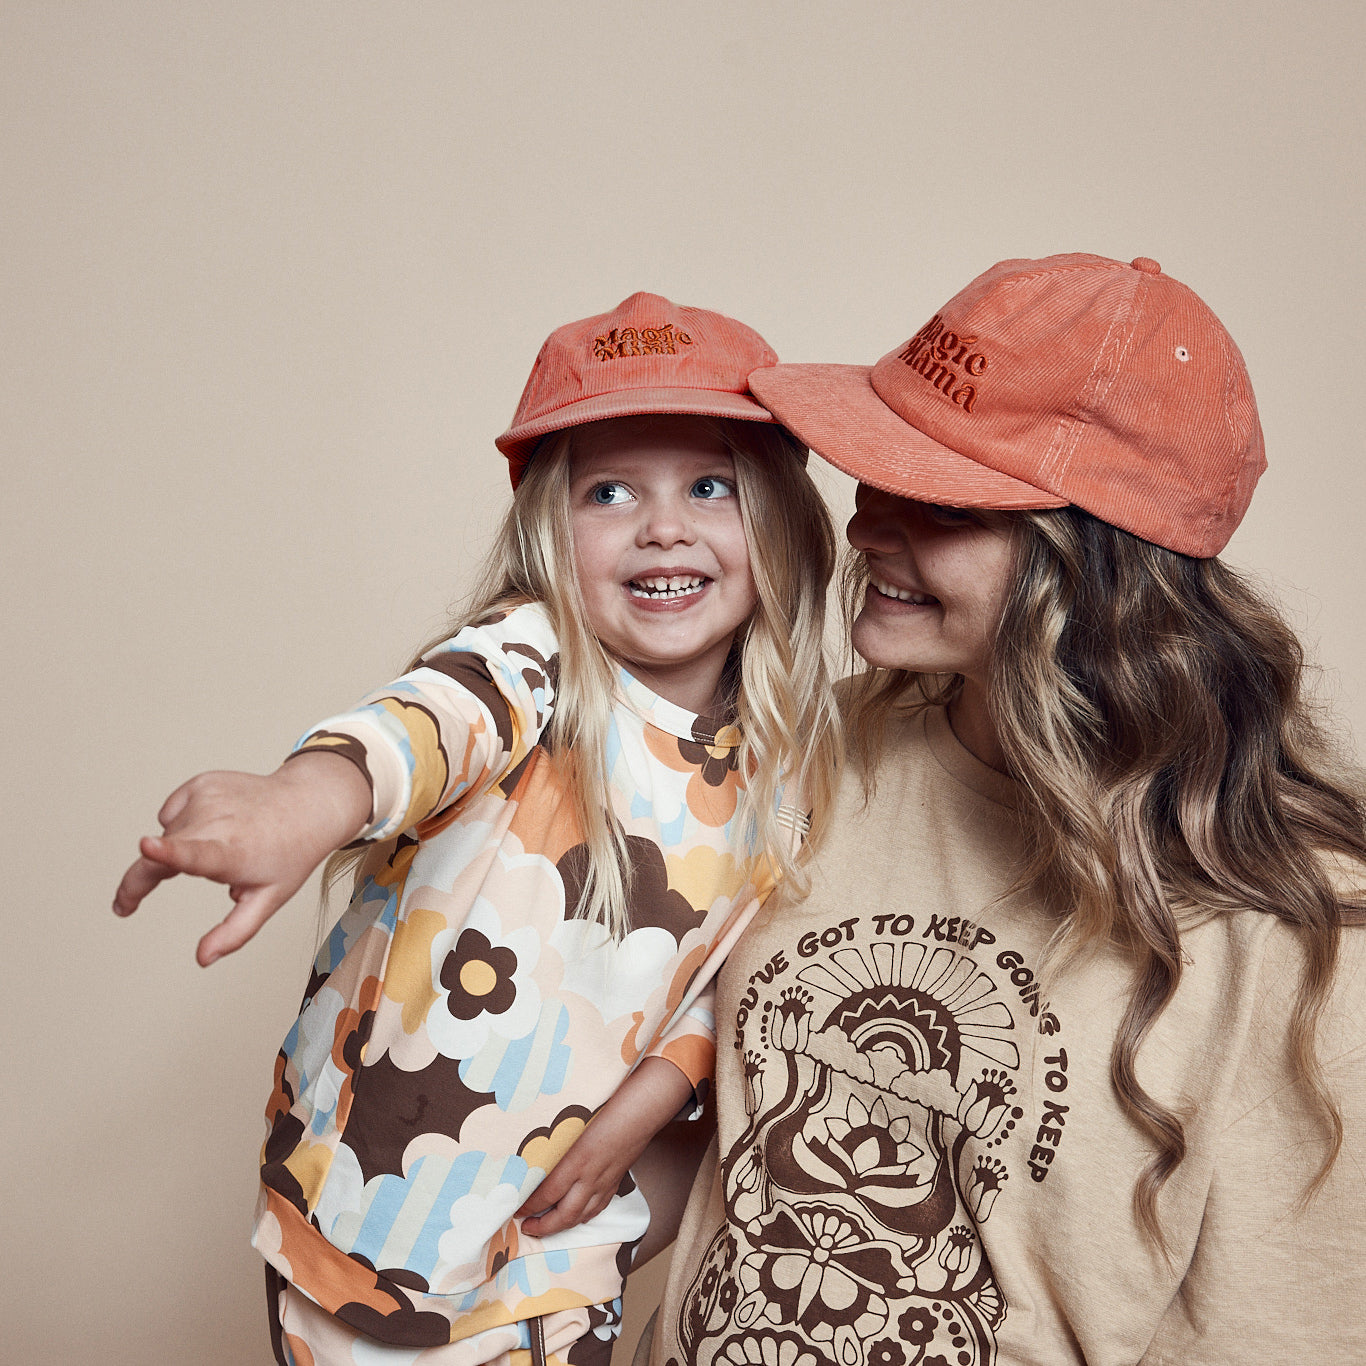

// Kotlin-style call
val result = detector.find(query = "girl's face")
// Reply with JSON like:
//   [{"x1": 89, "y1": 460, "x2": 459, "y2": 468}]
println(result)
[
  {"x1": 569, "y1": 415, "x2": 758, "y2": 712},
  {"x1": 846, "y1": 484, "x2": 1015, "y2": 687}
]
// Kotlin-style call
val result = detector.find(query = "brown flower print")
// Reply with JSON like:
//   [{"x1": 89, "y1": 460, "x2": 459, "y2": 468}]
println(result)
[
  {"x1": 712, "y1": 1329, "x2": 824, "y2": 1366},
  {"x1": 964, "y1": 1155, "x2": 1008, "y2": 1221},
  {"x1": 897, "y1": 1304, "x2": 939, "y2": 1346},
  {"x1": 439, "y1": 928, "x2": 518, "y2": 1021},
  {"x1": 956, "y1": 1068, "x2": 1017, "y2": 1140},
  {"x1": 867, "y1": 1339, "x2": 908, "y2": 1366},
  {"x1": 643, "y1": 722, "x2": 745, "y2": 828},
  {"x1": 937, "y1": 1225, "x2": 975, "y2": 1277}
]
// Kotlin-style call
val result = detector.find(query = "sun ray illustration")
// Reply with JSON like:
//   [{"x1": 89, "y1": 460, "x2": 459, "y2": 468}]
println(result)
[{"x1": 798, "y1": 940, "x2": 1020, "y2": 1079}]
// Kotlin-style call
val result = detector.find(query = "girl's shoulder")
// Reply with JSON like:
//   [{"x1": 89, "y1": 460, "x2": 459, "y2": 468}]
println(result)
[{"x1": 421, "y1": 599, "x2": 559, "y2": 668}]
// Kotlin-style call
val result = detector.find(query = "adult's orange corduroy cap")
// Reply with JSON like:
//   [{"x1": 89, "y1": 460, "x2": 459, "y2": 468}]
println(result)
[
  {"x1": 496, "y1": 291, "x2": 778, "y2": 486},
  {"x1": 749, "y1": 254, "x2": 1266, "y2": 557}
]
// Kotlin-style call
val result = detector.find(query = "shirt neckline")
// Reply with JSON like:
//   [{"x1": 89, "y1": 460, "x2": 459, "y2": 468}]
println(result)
[
  {"x1": 922, "y1": 705, "x2": 1018, "y2": 809},
  {"x1": 615, "y1": 667, "x2": 735, "y2": 746}
]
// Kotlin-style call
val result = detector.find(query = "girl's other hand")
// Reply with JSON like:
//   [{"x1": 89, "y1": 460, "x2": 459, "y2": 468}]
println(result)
[
  {"x1": 516, "y1": 1057, "x2": 697, "y2": 1238},
  {"x1": 112, "y1": 752, "x2": 371, "y2": 966}
]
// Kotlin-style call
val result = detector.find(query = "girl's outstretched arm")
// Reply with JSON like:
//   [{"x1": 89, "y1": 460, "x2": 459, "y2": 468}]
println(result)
[
  {"x1": 112, "y1": 752, "x2": 371, "y2": 966},
  {"x1": 516, "y1": 1057, "x2": 697, "y2": 1238}
]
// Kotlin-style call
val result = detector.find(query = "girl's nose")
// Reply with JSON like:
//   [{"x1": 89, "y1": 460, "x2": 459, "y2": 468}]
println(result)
[
  {"x1": 847, "y1": 485, "x2": 912, "y2": 554},
  {"x1": 637, "y1": 494, "x2": 697, "y2": 548}
]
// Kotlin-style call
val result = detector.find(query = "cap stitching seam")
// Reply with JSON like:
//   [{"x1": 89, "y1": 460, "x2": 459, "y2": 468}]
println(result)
[
  {"x1": 507, "y1": 384, "x2": 771, "y2": 429},
  {"x1": 1043, "y1": 271, "x2": 1141, "y2": 487}
]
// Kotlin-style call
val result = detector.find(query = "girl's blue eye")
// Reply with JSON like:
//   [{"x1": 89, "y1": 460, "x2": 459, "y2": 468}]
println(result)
[
  {"x1": 590, "y1": 482, "x2": 632, "y2": 505},
  {"x1": 691, "y1": 476, "x2": 734, "y2": 500}
]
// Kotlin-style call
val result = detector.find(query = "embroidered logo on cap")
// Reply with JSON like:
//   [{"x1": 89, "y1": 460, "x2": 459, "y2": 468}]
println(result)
[
  {"x1": 897, "y1": 314, "x2": 988, "y2": 413},
  {"x1": 593, "y1": 324, "x2": 694, "y2": 361}
]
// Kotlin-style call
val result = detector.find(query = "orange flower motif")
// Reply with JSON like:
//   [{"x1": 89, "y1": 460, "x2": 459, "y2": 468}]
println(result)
[
  {"x1": 264, "y1": 1051, "x2": 293, "y2": 1131},
  {"x1": 331, "y1": 975, "x2": 382, "y2": 1130},
  {"x1": 643, "y1": 722, "x2": 745, "y2": 828},
  {"x1": 484, "y1": 1217, "x2": 519, "y2": 1280}
]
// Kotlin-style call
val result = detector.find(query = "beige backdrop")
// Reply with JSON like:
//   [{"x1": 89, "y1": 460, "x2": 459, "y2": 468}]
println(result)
[{"x1": 4, "y1": 3, "x2": 1363, "y2": 1362}]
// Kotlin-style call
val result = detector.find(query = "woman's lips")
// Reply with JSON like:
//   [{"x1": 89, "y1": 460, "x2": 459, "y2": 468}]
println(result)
[{"x1": 869, "y1": 574, "x2": 938, "y2": 606}]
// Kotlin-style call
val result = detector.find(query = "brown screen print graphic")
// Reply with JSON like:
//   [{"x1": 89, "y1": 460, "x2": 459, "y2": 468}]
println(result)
[{"x1": 673, "y1": 929, "x2": 1066, "y2": 1366}]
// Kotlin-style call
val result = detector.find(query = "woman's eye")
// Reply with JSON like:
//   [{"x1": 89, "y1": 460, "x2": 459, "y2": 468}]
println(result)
[
  {"x1": 691, "y1": 476, "x2": 735, "y2": 500},
  {"x1": 925, "y1": 503, "x2": 975, "y2": 527},
  {"x1": 590, "y1": 482, "x2": 632, "y2": 505}
]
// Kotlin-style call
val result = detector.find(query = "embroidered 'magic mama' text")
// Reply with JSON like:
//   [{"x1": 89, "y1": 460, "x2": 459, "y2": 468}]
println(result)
[
  {"x1": 594, "y1": 324, "x2": 693, "y2": 360},
  {"x1": 898, "y1": 313, "x2": 988, "y2": 413}
]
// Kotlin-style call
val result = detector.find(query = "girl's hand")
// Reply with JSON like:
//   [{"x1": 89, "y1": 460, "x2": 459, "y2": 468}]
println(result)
[
  {"x1": 516, "y1": 1057, "x2": 697, "y2": 1238},
  {"x1": 112, "y1": 752, "x2": 371, "y2": 966}
]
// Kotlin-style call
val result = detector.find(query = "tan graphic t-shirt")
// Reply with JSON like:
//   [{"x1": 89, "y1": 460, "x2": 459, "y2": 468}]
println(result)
[{"x1": 652, "y1": 705, "x2": 1366, "y2": 1366}]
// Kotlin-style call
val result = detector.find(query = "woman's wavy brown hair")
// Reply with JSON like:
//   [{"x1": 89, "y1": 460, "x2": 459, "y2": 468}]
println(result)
[{"x1": 844, "y1": 505, "x2": 1366, "y2": 1249}]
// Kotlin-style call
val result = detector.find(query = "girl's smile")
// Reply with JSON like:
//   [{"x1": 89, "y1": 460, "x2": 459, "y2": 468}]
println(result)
[{"x1": 570, "y1": 416, "x2": 758, "y2": 712}]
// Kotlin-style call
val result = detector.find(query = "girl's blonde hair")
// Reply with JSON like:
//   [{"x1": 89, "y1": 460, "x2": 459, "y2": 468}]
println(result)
[
  {"x1": 842, "y1": 505, "x2": 1366, "y2": 1247},
  {"x1": 327, "y1": 417, "x2": 841, "y2": 939}
]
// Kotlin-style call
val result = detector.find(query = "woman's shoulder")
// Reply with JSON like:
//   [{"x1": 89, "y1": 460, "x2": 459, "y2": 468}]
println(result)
[{"x1": 1215, "y1": 889, "x2": 1366, "y2": 1065}]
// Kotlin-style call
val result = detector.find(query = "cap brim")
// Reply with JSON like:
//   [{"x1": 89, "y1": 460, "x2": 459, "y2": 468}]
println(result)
[
  {"x1": 495, "y1": 386, "x2": 776, "y2": 481},
  {"x1": 749, "y1": 363, "x2": 1067, "y2": 510}
]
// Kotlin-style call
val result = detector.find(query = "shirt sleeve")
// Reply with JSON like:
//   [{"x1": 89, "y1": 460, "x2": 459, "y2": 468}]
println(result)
[
  {"x1": 641, "y1": 814, "x2": 806, "y2": 1120},
  {"x1": 288, "y1": 603, "x2": 559, "y2": 842},
  {"x1": 1141, "y1": 923, "x2": 1366, "y2": 1364},
  {"x1": 643, "y1": 979, "x2": 717, "y2": 1119}
]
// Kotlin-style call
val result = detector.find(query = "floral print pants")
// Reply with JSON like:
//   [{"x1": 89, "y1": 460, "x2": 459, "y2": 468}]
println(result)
[{"x1": 267, "y1": 1268, "x2": 619, "y2": 1366}]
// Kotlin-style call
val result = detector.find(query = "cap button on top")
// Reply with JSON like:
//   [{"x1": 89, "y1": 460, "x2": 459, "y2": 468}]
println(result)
[{"x1": 1131, "y1": 257, "x2": 1162, "y2": 275}]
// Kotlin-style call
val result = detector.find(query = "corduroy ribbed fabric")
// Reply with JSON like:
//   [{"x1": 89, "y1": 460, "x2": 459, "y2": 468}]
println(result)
[
  {"x1": 496, "y1": 293, "x2": 778, "y2": 484},
  {"x1": 750, "y1": 254, "x2": 1266, "y2": 556}
]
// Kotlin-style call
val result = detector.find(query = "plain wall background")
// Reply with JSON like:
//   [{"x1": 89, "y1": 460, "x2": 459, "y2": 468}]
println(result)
[{"x1": 3, "y1": 3, "x2": 1362, "y2": 1362}]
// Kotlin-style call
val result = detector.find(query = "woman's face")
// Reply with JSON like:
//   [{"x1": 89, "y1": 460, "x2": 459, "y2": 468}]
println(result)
[{"x1": 846, "y1": 484, "x2": 1015, "y2": 686}]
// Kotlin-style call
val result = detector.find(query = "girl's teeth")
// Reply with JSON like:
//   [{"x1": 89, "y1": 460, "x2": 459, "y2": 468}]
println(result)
[
  {"x1": 629, "y1": 575, "x2": 706, "y2": 600},
  {"x1": 872, "y1": 576, "x2": 934, "y2": 605}
]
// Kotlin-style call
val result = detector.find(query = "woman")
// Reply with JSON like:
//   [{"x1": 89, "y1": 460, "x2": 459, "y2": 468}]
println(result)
[{"x1": 648, "y1": 255, "x2": 1366, "y2": 1365}]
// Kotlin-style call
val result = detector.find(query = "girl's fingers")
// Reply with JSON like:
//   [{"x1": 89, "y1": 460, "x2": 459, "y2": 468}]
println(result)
[
  {"x1": 140, "y1": 833, "x2": 233, "y2": 881},
  {"x1": 522, "y1": 1182, "x2": 593, "y2": 1236},
  {"x1": 195, "y1": 883, "x2": 286, "y2": 966},
  {"x1": 155, "y1": 779, "x2": 198, "y2": 829},
  {"x1": 112, "y1": 853, "x2": 180, "y2": 915},
  {"x1": 516, "y1": 1157, "x2": 582, "y2": 1218}
]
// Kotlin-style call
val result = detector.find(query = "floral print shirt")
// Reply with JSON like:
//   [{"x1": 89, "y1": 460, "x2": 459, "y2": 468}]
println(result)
[{"x1": 252, "y1": 603, "x2": 774, "y2": 1349}]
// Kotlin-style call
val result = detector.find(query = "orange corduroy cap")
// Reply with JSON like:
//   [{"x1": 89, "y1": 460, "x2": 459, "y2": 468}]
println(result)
[
  {"x1": 496, "y1": 291, "x2": 778, "y2": 486},
  {"x1": 749, "y1": 254, "x2": 1266, "y2": 557}
]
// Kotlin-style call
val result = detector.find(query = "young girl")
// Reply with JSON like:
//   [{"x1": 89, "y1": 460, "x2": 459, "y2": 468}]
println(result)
[
  {"x1": 112, "y1": 292, "x2": 842, "y2": 1366},
  {"x1": 651, "y1": 255, "x2": 1366, "y2": 1365}
]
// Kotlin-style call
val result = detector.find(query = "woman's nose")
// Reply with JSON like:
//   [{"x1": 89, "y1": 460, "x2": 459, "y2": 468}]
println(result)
[{"x1": 847, "y1": 485, "x2": 912, "y2": 554}]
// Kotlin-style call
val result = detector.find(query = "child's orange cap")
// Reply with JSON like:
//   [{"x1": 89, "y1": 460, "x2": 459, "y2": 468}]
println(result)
[
  {"x1": 496, "y1": 292, "x2": 779, "y2": 487},
  {"x1": 750, "y1": 254, "x2": 1266, "y2": 557}
]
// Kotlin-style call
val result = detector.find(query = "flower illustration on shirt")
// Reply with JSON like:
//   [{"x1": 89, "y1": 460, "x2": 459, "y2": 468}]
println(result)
[
  {"x1": 735, "y1": 1202, "x2": 900, "y2": 1351},
  {"x1": 643, "y1": 722, "x2": 744, "y2": 828},
  {"x1": 806, "y1": 1092, "x2": 926, "y2": 1186},
  {"x1": 712, "y1": 1329, "x2": 824, "y2": 1366},
  {"x1": 425, "y1": 898, "x2": 543, "y2": 1060},
  {"x1": 963, "y1": 1155, "x2": 1008, "y2": 1221},
  {"x1": 773, "y1": 987, "x2": 813, "y2": 1052},
  {"x1": 441, "y1": 928, "x2": 517, "y2": 1020},
  {"x1": 896, "y1": 1304, "x2": 938, "y2": 1346},
  {"x1": 937, "y1": 1225, "x2": 975, "y2": 1276},
  {"x1": 955, "y1": 1068, "x2": 1017, "y2": 1140},
  {"x1": 866, "y1": 1339, "x2": 908, "y2": 1366}
]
